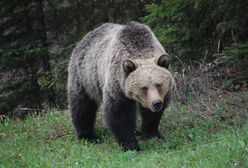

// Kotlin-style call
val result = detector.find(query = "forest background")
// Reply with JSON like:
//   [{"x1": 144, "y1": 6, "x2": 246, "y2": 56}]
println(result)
[
  {"x1": 1, "y1": 1, "x2": 248, "y2": 167},
  {"x1": 0, "y1": 0, "x2": 247, "y2": 118}
]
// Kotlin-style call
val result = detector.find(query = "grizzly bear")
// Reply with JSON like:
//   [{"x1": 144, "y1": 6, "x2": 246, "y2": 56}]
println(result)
[{"x1": 67, "y1": 21, "x2": 174, "y2": 151}]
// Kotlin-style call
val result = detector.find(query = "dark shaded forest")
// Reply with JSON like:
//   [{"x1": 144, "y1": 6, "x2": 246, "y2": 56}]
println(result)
[{"x1": 1, "y1": 0, "x2": 248, "y2": 119}]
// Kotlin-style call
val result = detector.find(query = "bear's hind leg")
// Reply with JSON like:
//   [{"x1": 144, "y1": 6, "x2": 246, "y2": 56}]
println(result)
[{"x1": 68, "y1": 87, "x2": 99, "y2": 142}]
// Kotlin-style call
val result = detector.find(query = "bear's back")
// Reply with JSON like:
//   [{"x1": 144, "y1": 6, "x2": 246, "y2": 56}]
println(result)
[
  {"x1": 72, "y1": 23, "x2": 122, "y2": 61},
  {"x1": 70, "y1": 23, "x2": 123, "y2": 103}
]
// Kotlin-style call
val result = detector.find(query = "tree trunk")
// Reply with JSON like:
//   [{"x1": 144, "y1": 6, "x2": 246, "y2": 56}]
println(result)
[
  {"x1": 36, "y1": 0, "x2": 56, "y2": 106},
  {"x1": 75, "y1": 0, "x2": 81, "y2": 33},
  {"x1": 24, "y1": 0, "x2": 42, "y2": 107}
]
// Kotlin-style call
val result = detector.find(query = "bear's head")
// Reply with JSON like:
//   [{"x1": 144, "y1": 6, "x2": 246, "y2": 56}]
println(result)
[{"x1": 123, "y1": 55, "x2": 174, "y2": 112}]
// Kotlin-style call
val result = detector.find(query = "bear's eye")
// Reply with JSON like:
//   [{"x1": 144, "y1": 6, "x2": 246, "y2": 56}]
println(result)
[
  {"x1": 140, "y1": 86, "x2": 148, "y2": 92},
  {"x1": 155, "y1": 83, "x2": 162, "y2": 90}
]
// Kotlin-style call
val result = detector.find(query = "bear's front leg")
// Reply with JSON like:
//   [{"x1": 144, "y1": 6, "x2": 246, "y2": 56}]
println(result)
[
  {"x1": 104, "y1": 91, "x2": 140, "y2": 151},
  {"x1": 139, "y1": 93, "x2": 170, "y2": 140},
  {"x1": 140, "y1": 106, "x2": 164, "y2": 140}
]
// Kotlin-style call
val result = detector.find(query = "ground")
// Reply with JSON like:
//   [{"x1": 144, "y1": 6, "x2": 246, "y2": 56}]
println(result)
[{"x1": 0, "y1": 90, "x2": 248, "y2": 167}]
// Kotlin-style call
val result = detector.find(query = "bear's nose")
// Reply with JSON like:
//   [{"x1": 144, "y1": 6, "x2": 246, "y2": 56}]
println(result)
[{"x1": 152, "y1": 100, "x2": 163, "y2": 111}]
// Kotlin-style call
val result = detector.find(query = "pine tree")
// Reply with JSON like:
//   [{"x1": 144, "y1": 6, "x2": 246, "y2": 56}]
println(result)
[{"x1": 0, "y1": 0, "x2": 54, "y2": 117}]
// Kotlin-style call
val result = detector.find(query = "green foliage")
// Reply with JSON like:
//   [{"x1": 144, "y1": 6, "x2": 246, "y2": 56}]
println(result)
[
  {"x1": 0, "y1": 42, "x2": 44, "y2": 71},
  {"x1": 142, "y1": 0, "x2": 248, "y2": 63},
  {"x1": 38, "y1": 59, "x2": 68, "y2": 107},
  {"x1": 0, "y1": 0, "x2": 44, "y2": 116},
  {"x1": 216, "y1": 43, "x2": 248, "y2": 68},
  {"x1": 0, "y1": 42, "x2": 44, "y2": 115},
  {"x1": 37, "y1": 61, "x2": 68, "y2": 92},
  {"x1": 214, "y1": 43, "x2": 248, "y2": 90}
]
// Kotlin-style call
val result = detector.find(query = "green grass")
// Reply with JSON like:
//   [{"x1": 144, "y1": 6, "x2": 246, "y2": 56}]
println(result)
[{"x1": 1, "y1": 94, "x2": 248, "y2": 167}]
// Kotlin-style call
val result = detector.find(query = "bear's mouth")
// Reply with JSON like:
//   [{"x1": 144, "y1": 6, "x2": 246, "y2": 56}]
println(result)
[{"x1": 150, "y1": 106, "x2": 163, "y2": 112}]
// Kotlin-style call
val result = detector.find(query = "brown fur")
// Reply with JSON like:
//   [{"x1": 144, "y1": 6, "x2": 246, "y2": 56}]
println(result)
[{"x1": 68, "y1": 21, "x2": 174, "y2": 151}]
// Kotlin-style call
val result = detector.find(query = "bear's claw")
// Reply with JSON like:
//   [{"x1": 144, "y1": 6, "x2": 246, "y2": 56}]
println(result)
[
  {"x1": 77, "y1": 133, "x2": 102, "y2": 143},
  {"x1": 121, "y1": 141, "x2": 141, "y2": 151},
  {"x1": 137, "y1": 131, "x2": 165, "y2": 140}
]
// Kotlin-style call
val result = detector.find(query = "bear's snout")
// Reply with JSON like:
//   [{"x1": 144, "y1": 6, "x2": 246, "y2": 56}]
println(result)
[{"x1": 152, "y1": 99, "x2": 163, "y2": 112}]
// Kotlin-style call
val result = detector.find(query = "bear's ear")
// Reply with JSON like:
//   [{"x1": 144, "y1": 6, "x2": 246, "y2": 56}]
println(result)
[
  {"x1": 157, "y1": 55, "x2": 170, "y2": 69},
  {"x1": 123, "y1": 60, "x2": 137, "y2": 75}
]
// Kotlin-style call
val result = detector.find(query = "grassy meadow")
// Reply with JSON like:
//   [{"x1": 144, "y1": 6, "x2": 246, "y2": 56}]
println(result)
[{"x1": 1, "y1": 91, "x2": 248, "y2": 168}]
